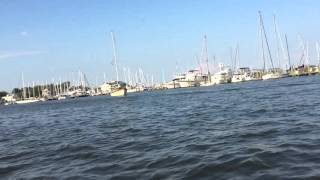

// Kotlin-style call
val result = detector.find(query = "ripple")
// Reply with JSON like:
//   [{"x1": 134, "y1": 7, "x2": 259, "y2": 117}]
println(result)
[{"x1": 0, "y1": 76, "x2": 320, "y2": 179}]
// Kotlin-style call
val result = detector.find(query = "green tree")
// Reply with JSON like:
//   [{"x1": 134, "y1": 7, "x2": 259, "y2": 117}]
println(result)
[
  {"x1": 12, "y1": 88, "x2": 22, "y2": 98},
  {"x1": 0, "y1": 91, "x2": 8, "y2": 98}
]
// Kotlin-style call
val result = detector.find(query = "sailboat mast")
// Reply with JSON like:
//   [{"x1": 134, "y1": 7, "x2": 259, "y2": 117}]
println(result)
[
  {"x1": 273, "y1": 15, "x2": 287, "y2": 69},
  {"x1": 22, "y1": 72, "x2": 26, "y2": 99},
  {"x1": 27, "y1": 82, "x2": 30, "y2": 98},
  {"x1": 305, "y1": 42, "x2": 309, "y2": 65},
  {"x1": 316, "y1": 41, "x2": 320, "y2": 66},
  {"x1": 259, "y1": 16, "x2": 266, "y2": 72},
  {"x1": 32, "y1": 81, "x2": 35, "y2": 98},
  {"x1": 111, "y1": 31, "x2": 119, "y2": 82},
  {"x1": 285, "y1": 35, "x2": 292, "y2": 69},
  {"x1": 273, "y1": 15, "x2": 281, "y2": 69},
  {"x1": 259, "y1": 11, "x2": 275, "y2": 70},
  {"x1": 230, "y1": 48, "x2": 234, "y2": 71},
  {"x1": 161, "y1": 69, "x2": 165, "y2": 84},
  {"x1": 204, "y1": 35, "x2": 210, "y2": 74},
  {"x1": 236, "y1": 44, "x2": 240, "y2": 70}
]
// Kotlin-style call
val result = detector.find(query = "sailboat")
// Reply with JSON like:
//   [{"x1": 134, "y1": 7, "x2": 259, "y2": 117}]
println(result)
[
  {"x1": 16, "y1": 73, "x2": 40, "y2": 104},
  {"x1": 109, "y1": 31, "x2": 127, "y2": 97},
  {"x1": 231, "y1": 45, "x2": 246, "y2": 83},
  {"x1": 259, "y1": 11, "x2": 283, "y2": 80}
]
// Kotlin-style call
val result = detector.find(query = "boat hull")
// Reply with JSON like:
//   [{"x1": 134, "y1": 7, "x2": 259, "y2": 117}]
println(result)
[
  {"x1": 110, "y1": 88, "x2": 127, "y2": 97},
  {"x1": 262, "y1": 73, "x2": 282, "y2": 80},
  {"x1": 16, "y1": 99, "x2": 40, "y2": 104}
]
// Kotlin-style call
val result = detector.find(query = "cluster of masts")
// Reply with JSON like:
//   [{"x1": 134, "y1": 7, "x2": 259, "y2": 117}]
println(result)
[
  {"x1": 2, "y1": 12, "x2": 320, "y2": 105},
  {"x1": 161, "y1": 12, "x2": 320, "y2": 89}
]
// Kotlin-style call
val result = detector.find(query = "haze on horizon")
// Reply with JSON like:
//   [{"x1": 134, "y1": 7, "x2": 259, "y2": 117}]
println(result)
[{"x1": 1, "y1": 0, "x2": 320, "y2": 91}]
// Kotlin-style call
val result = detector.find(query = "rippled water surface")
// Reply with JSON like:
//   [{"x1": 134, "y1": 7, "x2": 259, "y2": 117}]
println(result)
[{"x1": 1, "y1": 76, "x2": 320, "y2": 179}]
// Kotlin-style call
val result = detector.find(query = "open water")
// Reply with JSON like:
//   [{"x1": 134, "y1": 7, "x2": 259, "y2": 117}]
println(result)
[{"x1": 1, "y1": 76, "x2": 320, "y2": 179}]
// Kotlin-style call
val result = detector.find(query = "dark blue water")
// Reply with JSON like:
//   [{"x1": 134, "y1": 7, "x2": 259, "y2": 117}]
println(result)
[{"x1": 1, "y1": 76, "x2": 320, "y2": 179}]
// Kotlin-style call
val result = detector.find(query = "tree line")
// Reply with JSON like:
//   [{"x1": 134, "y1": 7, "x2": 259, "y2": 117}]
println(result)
[{"x1": 1, "y1": 81, "x2": 71, "y2": 99}]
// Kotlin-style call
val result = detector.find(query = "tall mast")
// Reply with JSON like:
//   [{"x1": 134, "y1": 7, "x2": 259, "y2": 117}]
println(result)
[
  {"x1": 298, "y1": 35, "x2": 306, "y2": 65},
  {"x1": 27, "y1": 82, "x2": 30, "y2": 98},
  {"x1": 103, "y1": 72, "x2": 106, "y2": 83},
  {"x1": 110, "y1": 31, "x2": 119, "y2": 82},
  {"x1": 203, "y1": 35, "x2": 210, "y2": 74},
  {"x1": 236, "y1": 44, "x2": 239, "y2": 70},
  {"x1": 273, "y1": 15, "x2": 286, "y2": 69},
  {"x1": 33, "y1": 81, "x2": 35, "y2": 98},
  {"x1": 230, "y1": 47, "x2": 234, "y2": 71},
  {"x1": 259, "y1": 11, "x2": 275, "y2": 71},
  {"x1": 259, "y1": 16, "x2": 266, "y2": 72},
  {"x1": 285, "y1": 35, "x2": 292, "y2": 69},
  {"x1": 83, "y1": 72, "x2": 86, "y2": 90},
  {"x1": 161, "y1": 69, "x2": 165, "y2": 84},
  {"x1": 316, "y1": 41, "x2": 320, "y2": 66},
  {"x1": 305, "y1": 42, "x2": 309, "y2": 65},
  {"x1": 123, "y1": 67, "x2": 127, "y2": 84},
  {"x1": 273, "y1": 15, "x2": 280, "y2": 69},
  {"x1": 22, "y1": 72, "x2": 26, "y2": 99}
]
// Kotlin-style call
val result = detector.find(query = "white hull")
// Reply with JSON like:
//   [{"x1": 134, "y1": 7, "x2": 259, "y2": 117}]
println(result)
[
  {"x1": 200, "y1": 82, "x2": 215, "y2": 87},
  {"x1": 58, "y1": 96, "x2": 67, "y2": 100},
  {"x1": 211, "y1": 74, "x2": 230, "y2": 85},
  {"x1": 127, "y1": 88, "x2": 139, "y2": 93},
  {"x1": 262, "y1": 73, "x2": 282, "y2": 80},
  {"x1": 110, "y1": 88, "x2": 127, "y2": 97},
  {"x1": 231, "y1": 77, "x2": 245, "y2": 83},
  {"x1": 16, "y1": 99, "x2": 39, "y2": 104},
  {"x1": 177, "y1": 81, "x2": 197, "y2": 88}
]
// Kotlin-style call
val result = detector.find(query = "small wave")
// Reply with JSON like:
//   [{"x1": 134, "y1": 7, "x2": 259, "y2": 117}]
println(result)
[
  {"x1": 239, "y1": 128, "x2": 279, "y2": 139},
  {"x1": 83, "y1": 164, "x2": 121, "y2": 175},
  {"x1": 55, "y1": 144, "x2": 96, "y2": 153},
  {"x1": 0, "y1": 163, "x2": 31, "y2": 177},
  {"x1": 0, "y1": 151, "x2": 32, "y2": 161}
]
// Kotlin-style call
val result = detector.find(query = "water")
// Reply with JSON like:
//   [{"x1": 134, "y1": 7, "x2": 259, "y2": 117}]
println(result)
[{"x1": 1, "y1": 76, "x2": 320, "y2": 180}]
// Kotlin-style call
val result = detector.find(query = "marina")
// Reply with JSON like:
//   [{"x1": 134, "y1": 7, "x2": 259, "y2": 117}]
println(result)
[
  {"x1": 1, "y1": 11, "x2": 320, "y2": 105},
  {"x1": 1, "y1": 1, "x2": 320, "y2": 179}
]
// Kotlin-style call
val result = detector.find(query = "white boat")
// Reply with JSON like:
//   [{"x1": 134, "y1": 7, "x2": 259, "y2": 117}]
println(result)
[
  {"x1": 111, "y1": 87, "x2": 127, "y2": 97},
  {"x1": 231, "y1": 73, "x2": 245, "y2": 83},
  {"x1": 211, "y1": 63, "x2": 232, "y2": 85},
  {"x1": 210, "y1": 73, "x2": 227, "y2": 84},
  {"x1": 1, "y1": 94, "x2": 17, "y2": 104},
  {"x1": 262, "y1": 72, "x2": 282, "y2": 80},
  {"x1": 107, "y1": 81, "x2": 127, "y2": 97},
  {"x1": 231, "y1": 67, "x2": 252, "y2": 83},
  {"x1": 173, "y1": 70, "x2": 202, "y2": 88},
  {"x1": 57, "y1": 95, "x2": 69, "y2": 100},
  {"x1": 259, "y1": 12, "x2": 284, "y2": 81},
  {"x1": 11, "y1": 73, "x2": 40, "y2": 105},
  {"x1": 127, "y1": 87, "x2": 139, "y2": 93},
  {"x1": 108, "y1": 31, "x2": 127, "y2": 97},
  {"x1": 16, "y1": 98, "x2": 39, "y2": 104},
  {"x1": 161, "y1": 81, "x2": 180, "y2": 89}
]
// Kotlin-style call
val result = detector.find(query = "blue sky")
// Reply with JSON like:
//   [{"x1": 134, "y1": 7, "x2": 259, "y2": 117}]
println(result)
[{"x1": 1, "y1": 0, "x2": 320, "y2": 91}]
